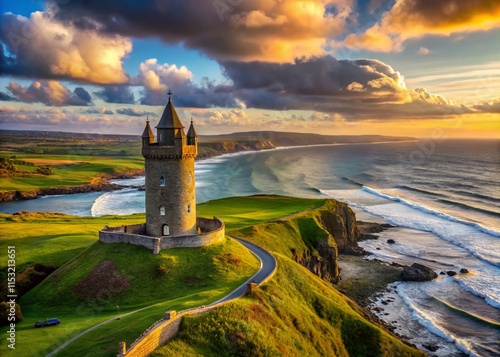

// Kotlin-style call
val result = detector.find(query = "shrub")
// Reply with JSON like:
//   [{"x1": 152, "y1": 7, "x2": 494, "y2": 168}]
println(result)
[
  {"x1": 35, "y1": 165, "x2": 54, "y2": 175},
  {"x1": 0, "y1": 302, "x2": 23, "y2": 326}
]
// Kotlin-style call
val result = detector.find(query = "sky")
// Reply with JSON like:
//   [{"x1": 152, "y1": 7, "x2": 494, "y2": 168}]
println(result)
[{"x1": 0, "y1": 0, "x2": 499, "y2": 138}]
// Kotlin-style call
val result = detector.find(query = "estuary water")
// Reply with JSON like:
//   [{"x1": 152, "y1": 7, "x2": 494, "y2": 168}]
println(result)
[{"x1": 1, "y1": 139, "x2": 498, "y2": 356}]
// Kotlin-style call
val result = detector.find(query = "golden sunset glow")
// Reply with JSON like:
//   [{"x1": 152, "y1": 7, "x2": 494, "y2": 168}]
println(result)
[{"x1": 0, "y1": 0, "x2": 498, "y2": 137}]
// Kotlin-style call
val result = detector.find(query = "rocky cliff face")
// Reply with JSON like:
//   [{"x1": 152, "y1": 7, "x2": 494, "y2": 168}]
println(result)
[
  {"x1": 318, "y1": 200, "x2": 363, "y2": 255},
  {"x1": 292, "y1": 200, "x2": 362, "y2": 284},
  {"x1": 292, "y1": 237, "x2": 340, "y2": 283}
]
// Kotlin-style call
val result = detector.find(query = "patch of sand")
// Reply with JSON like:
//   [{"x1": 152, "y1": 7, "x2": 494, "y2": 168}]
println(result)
[{"x1": 22, "y1": 158, "x2": 87, "y2": 166}]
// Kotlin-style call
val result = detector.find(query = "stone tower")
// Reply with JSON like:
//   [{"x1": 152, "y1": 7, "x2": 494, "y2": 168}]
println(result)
[{"x1": 141, "y1": 93, "x2": 198, "y2": 237}]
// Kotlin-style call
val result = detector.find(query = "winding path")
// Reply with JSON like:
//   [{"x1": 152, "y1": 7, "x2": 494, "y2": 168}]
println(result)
[{"x1": 47, "y1": 235, "x2": 276, "y2": 357}]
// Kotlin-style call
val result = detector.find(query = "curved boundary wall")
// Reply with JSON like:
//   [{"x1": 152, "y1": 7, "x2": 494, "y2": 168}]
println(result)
[
  {"x1": 99, "y1": 217, "x2": 225, "y2": 252},
  {"x1": 117, "y1": 236, "x2": 277, "y2": 357}
]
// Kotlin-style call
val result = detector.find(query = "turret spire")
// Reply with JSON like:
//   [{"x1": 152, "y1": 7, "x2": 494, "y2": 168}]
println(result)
[{"x1": 187, "y1": 117, "x2": 198, "y2": 146}]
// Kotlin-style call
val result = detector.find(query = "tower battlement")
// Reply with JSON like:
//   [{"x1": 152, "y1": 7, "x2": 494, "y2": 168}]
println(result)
[{"x1": 142, "y1": 143, "x2": 197, "y2": 159}]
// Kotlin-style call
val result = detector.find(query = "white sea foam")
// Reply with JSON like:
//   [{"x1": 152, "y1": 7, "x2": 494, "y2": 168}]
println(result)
[
  {"x1": 90, "y1": 189, "x2": 144, "y2": 217},
  {"x1": 361, "y1": 186, "x2": 500, "y2": 238}
]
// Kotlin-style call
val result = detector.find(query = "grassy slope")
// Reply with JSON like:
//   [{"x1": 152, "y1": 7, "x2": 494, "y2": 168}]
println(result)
[
  {"x1": 0, "y1": 196, "x2": 321, "y2": 357},
  {"x1": 154, "y1": 257, "x2": 423, "y2": 357},
  {"x1": 153, "y1": 201, "x2": 424, "y2": 357}
]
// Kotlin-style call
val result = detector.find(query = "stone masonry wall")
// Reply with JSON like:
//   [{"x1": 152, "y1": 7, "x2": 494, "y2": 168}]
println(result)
[
  {"x1": 99, "y1": 217, "x2": 225, "y2": 252},
  {"x1": 120, "y1": 316, "x2": 183, "y2": 357}
]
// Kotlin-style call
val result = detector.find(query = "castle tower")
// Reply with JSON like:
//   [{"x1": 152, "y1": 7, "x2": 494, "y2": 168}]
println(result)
[{"x1": 141, "y1": 92, "x2": 198, "y2": 237}]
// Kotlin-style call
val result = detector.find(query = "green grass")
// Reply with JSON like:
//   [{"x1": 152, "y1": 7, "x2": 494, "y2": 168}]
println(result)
[
  {"x1": 0, "y1": 196, "x2": 423, "y2": 357},
  {"x1": 230, "y1": 199, "x2": 340, "y2": 260},
  {"x1": 0, "y1": 196, "x2": 323, "y2": 357},
  {"x1": 153, "y1": 256, "x2": 424, "y2": 357},
  {"x1": 0, "y1": 154, "x2": 144, "y2": 191},
  {"x1": 198, "y1": 195, "x2": 325, "y2": 231},
  {"x1": 151, "y1": 198, "x2": 424, "y2": 356},
  {"x1": 0, "y1": 213, "x2": 145, "y2": 272},
  {"x1": 4, "y1": 238, "x2": 258, "y2": 357}
]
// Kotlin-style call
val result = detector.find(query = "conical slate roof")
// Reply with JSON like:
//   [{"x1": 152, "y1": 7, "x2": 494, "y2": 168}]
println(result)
[
  {"x1": 141, "y1": 119, "x2": 154, "y2": 138},
  {"x1": 187, "y1": 119, "x2": 197, "y2": 138},
  {"x1": 156, "y1": 96, "x2": 184, "y2": 129}
]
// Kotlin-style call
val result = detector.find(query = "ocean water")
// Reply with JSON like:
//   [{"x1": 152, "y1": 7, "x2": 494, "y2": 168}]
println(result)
[{"x1": 1, "y1": 139, "x2": 498, "y2": 356}]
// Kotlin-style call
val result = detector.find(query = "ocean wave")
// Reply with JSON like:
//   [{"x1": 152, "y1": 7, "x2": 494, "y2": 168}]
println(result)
[
  {"x1": 447, "y1": 189, "x2": 500, "y2": 205},
  {"x1": 396, "y1": 286, "x2": 481, "y2": 357},
  {"x1": 454, "y1": 279, "x2": 500, "y2": 310},
  {"x1": 361, "y1": 186, "x2": 500, "y2": 239},
  {"x1": 90, "y1": 188, "x2": 143, "y2": 217},
  {"x1": 436, "y1": 198, "x2": 500, "y2": 218},
  {"x1": 39, "y1": 194, "x2": 65, "y2": 199},
  {"x1": 396, "y1": 185, "x2": 444, "y2": 198},
  {"x1": 430, "y1": 296, "x2": 500, "y2": 327}
]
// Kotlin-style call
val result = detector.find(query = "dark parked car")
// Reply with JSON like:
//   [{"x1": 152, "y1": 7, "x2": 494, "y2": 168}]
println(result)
[{"x1": 34, "y1": 318, "x2": 60, "y2": 328}]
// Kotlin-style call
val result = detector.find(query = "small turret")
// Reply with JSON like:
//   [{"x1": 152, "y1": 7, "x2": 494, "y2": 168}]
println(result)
[
  {"x1": 187, "y1": 118, "x2": 198, "y2": 146},
  {"x1": 141, "y1": 118, "x2": 154, "y2": 147}
]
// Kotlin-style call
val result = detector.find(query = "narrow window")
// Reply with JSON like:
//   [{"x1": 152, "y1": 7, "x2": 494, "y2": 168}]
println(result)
[
  {"x1": 189, "y1": 172, "x2": 193, "y2": 184},
  {"x1": 187, "y1": 204, "x2": 191, "y2": 213},
  {"x1": 160, "y1": 176, "x2": 165, "y2": 186},
  {"x1": 160, "y1": 205, "x2": 165, "y2": 215},
  {"x1": 162, "y1": 224, "x2": 169, "y2": 236},
  {"x1": 159, "y1": 133, "x2": 163, "y2": 141}
]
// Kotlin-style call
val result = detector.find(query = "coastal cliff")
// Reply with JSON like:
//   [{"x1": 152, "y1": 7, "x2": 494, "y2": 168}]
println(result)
[
  {"x1": 236, "y1": 198, "x2": 362, "y2": 284},
  {"x1": 197, "y1": 140, "x2": 275, "y2": 159}
]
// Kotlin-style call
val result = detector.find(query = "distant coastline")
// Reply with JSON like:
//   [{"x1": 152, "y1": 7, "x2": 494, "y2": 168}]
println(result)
[{"x1": 0, "y1": 130, "x2": 417, "y2": 203}]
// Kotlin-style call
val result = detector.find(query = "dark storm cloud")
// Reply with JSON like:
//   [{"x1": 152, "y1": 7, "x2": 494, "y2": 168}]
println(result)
[
  {"x1": 73, "y1": 87, "x2": 93, "y2": 103},
  {"x1": 7, "y1": 81, "x2": 93, "y2": 106},
  {"x1": 219, "y1": 56, "x2": 472, "y2": 119},
  {"x1": 49, "y1": 0, "x2": 349, "y2": 62},
  {"x1": 95, "y1": 85, "x2": 135, "y2": 104},
  {"x1": 140, "y1": 79, "x2": 238, "y2": 108},
  {"x1": 222, "y1": 56, "x2": 403, "y2": 97},
  {"x1": 0, "y1": 92, "x2": 16, "y2": 101}
]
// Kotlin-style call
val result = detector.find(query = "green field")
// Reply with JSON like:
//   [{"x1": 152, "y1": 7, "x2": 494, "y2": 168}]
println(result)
[
  {"x1": 0, "y1": 154, "x2": 144, "y2": 191},
  {"x1": 0, "y1": 196, "x2": 324, "y2": 357}
]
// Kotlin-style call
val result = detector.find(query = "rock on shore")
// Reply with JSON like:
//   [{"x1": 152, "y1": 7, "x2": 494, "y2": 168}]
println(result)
[{"x1": 401, "y1": 263, "x2": 438, "y2": 281}]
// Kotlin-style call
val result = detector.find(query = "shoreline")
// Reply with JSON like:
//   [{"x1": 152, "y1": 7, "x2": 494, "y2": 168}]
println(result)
[
  {"x1": 0, "y1": 139, "x2": 418, "y2": 203},
  {"x1": 335, "y1": 253, "x2": 419, "y2": 348}
]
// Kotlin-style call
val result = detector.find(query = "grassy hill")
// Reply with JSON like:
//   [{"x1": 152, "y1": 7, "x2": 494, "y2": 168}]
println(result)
[
  {"x1": 0, "y1": 196, "x2": 423, "y2": 356},
  {"x1": 154, "y1": 256, "x2": 422, "y2": 357},
  {"x1": 153, "y1": 200, "x2": 423, "y2": 357},
  {"x1": 0, "y1": 196, "x2": 322, "y2": 357}
]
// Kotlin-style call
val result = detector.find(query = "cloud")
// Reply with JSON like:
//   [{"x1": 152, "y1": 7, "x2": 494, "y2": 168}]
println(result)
[
  {"x1": 0, "y1": 11, "x2": 132, "y2": 83},
  {"x1": 82, "y1": 107, "x2": 114, "y2": 115},
  {"x1": 220, "y1": 56, "x2": 471, "y2": 119},
  {"x1": 7, "y1": 81, "x2": 92, "y2": 106},
  {"x1": 0, "y1": 92, "x2": 16, "y2": 101},
  {"x1": 94, "y1": 85, "x2": 135, "y2": 104},
  {"x1": 51, "y1": 0, "x2": 353, "y2": 62},
  {"x1": 473, "y1": 98, "x2": 500, "y2": 113},
  {"x1": 418, "y1": 47, "x2": 430, "y2": 55},
  {"x1": 136, "y1": 59, "x2": 238, "y2": 107},
  {"x1": 115, "y1": 107, "x2": 157, "y2": 117},
  {"x1": 188, "y1": 108, "x2": 250, "y2": 126},
  {"x1": 345, "y1": 0, "x2": 500, "y2": 52}
]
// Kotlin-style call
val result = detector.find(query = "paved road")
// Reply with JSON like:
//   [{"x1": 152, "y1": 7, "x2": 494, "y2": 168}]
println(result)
[
  {"x1": 47, "y1": 235, "x2": 276, "y2": 356},
  {"x1": 211, "y1": 235, "x2": 277, "y2": 305}
]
